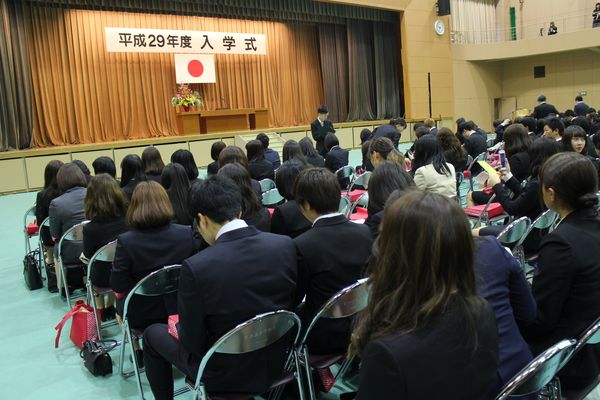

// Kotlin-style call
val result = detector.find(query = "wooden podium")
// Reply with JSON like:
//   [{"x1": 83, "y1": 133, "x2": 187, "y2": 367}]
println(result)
[{"x1": 176, "y1": 108, "x2": 269, "y2": 135}]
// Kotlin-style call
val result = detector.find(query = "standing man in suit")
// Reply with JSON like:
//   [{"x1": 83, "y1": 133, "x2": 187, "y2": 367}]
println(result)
[
  {"x1": 574, "y1": 95, "x2": 590, "y2": 117},
  {"x1": 293, "y1": 168, "x2": 373, "y2": 354},
  {"x1": 311, "y1": 105, "x2": 336, "y2": 157},
  {"x1": 372, "y1": 118, "x2": 406, "y2": 148},
  {"x1": 532, "y1": 95, "x2": 559, "y2": 119},
  {"x1": 143, "y1": 176, "x2": 298, "y2": 399}
]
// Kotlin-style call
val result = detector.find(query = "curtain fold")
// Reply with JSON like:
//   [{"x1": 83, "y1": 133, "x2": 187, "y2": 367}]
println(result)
[
  {"x1": 27, "y1": 7, "x2": 324, "y2": 147},
  {"x1": 318, "y1": 24, "x2": 348, "y2": 123},
  {"x1": 0, "y1": 0, "x2": 33, "y2": 151},
  {"x1": 347, "y1": 20, "x2": 375, "y2": 122},
  {"x1": 451, "y1": 0, "x2": 496, "y2": 44},
  {"x1": 373, "y1": 22, "x2": 402, "y2": 119}
]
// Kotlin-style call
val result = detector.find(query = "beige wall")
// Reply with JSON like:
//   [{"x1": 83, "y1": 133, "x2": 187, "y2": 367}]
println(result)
[{"x1": 402, "y1": 0, "x2": 453, "y2": 120}]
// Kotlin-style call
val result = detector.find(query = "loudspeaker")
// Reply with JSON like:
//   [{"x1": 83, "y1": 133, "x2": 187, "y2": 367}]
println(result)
[{"x1": 437, "y1": 0, "x2": 450, "y2": 16}]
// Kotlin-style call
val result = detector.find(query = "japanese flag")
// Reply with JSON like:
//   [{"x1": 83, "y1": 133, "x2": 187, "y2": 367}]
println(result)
[{"x1": 174, "y1": 54, "x2": 216, "y2": 83}]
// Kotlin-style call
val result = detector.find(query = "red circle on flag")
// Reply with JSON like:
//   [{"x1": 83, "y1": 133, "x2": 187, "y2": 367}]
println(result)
[{"x1": 188, "y1": 60, "x2": 204, "y2": 77}]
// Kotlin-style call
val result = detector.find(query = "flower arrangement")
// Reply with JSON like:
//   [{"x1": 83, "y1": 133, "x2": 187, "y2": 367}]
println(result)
[{"x1": 171, "y1": 84, "x2": 202, "y2": 110}]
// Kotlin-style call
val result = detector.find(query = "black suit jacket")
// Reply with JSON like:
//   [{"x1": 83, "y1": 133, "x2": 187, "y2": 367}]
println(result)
[
  {"x1": 248, "y1": 159, "x2": 275, "y2": 181},
  {"x1": 206, "y1": 161, "x2": 219, "y2": 176},
  {"x1": 311, "y1": 119, "x2": 335, "y2": 156},
  {"x1": 373, "y1": 124, "x2": 401, "y2": 148},
  {"x1": 294, "y1": 215, "x2": 372, "y2": 354},
  {"x1": 111, "y1": 223, "x2": 198, "y2": 329},
  {"x1": 121, "y1": 179, "x2": 140, "y2": 200},
  {"x1": 270, "y1": 200, "x2": 311, "y2": 238},
  {"x1": 522, "y1": 208, "x2": 600, "y2": 389},
  {"x1": 177, "y1": 226, "x2": 297, "y2": 392},
  {"x1": 574, "y1": 102, "x2": 590, "y2": 117},
  {"x1": 83, "y1": 216, "x2": 128, "y2": 286},
  {"x1": 532, "y1": 103, "x2": 559, "y2": 119},
  {"x1": 306, "y1": 154, "x2": 325, "y2": 168},
  {"x1": 508, "y1": 152, "x2": 530, "y2": 183},
  {"x1": 243, "y1": 207, "x2": 271, "y2": 232},
  {"x1": 36, "y1": 188, "x2": 60, "y2": 246},
  {"x1": 356, "y1": 299, "x2": 498, "y2": 400},
  {"x1": 325, "y1": 146, "x2": 349, "y2": 173}
]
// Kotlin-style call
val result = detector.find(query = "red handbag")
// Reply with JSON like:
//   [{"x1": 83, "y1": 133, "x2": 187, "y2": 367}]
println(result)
[{"x1": 55, "y1": 300, "x2": 100, "y2": 349}]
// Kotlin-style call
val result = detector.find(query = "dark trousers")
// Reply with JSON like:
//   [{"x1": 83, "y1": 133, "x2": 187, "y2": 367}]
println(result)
[{"x1": 143, "y1": 324, "x2": 199, "y2": 400}]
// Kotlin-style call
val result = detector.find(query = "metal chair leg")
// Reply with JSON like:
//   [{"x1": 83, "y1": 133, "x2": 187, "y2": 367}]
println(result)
[
  {"x1": 61, "y1": 263, "x2": 73, "y2": 308},
  {"x1": 88, "y1": 285, "x2": 103, "y2": 340},
  {"x1": 119, "y1": 326, "x2": 128, "y2": 376},
  {"x1": 129, "y1": 330, "x2": 145, "y2": 399},
  {"x1": 294, "y1": 349, "x2": 306, "y2": 400},
  {"x1": 301, "y1": 346, "x2": 317, "y2": 400}
]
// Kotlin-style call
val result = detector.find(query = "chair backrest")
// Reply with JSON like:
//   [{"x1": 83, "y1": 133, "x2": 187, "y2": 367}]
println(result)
[
  {"x1": 348, "y1": 171, "x2": 372, "y2": 193},
  {"x1": 122, "y1": 264, "x2": 182, "y2": 319},
  {"x1": 57, "y1": 220, "x2": 89, "y2": 264},
  {"x1": 467, "y1": 152, "x2": 487, "y2": 172},
  {"x1": 335, "y1": 165, "x2": 355, "y2": 181},
  {"x1": 339, "y1": 196, "x2": 351, "y2": 218},
  {"x1": 496, "y1": 217, "x2": 531, "y2": 248},
  {"x1": 262, "y1": 188, "x2": 284, "y2": 207},
  {"x1": 301, "y1": 278, "x2": 369, "y2": 344},
  {"x1": 259, "y1": 178, "x2": 276, "y2": 193},
  {"x1": 348, "y1": 192, "x2": 369, "y2": 216},
  {"x1": 194, "y1": 311, "x2": 301, "y2": 390},
  {"x1": 495, "y1": 339, "x2": 576, "y2": 399},
  {"x1": 86, "y1": 240, "x2": 117, "y2": 282},
  {"x1": 24, "y1": 205, "x2": 36, "y2": 228},
  {"x1": 531, "y1": 209, "x2": 559, "y2": 231},
  {"x1": 574, "y1": 316, "x2": 600, "y2": 354}
]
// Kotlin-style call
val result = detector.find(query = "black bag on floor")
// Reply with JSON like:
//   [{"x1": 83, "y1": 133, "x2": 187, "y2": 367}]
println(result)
[
  {"x1": 45, "y1": 263, "x2": 58, "y2": 293},
  {"x1": 81, "y1": 340, "x2": 117, "y2": 376},
  {"x1": 23, "y1": 249, "x2": 43, "y2": 290}
]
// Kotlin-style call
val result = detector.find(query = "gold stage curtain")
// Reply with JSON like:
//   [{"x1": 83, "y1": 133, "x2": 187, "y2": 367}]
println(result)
[{"x1": 26, "y1": 7, "x2": 324, "y2": 147}]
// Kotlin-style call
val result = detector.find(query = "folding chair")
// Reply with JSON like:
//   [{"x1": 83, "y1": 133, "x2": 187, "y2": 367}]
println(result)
[
  {"x1": 495, "y1": 339, "x2": 576, "y2": 400},
  {"x1": 348, "y1": 192, "x2": 369, "y2": 222},
  {"x1": 562, "y1": 316, "x2": 600, "y2": 400},
  {"x1": 464, "y1": 194, "x2": 509, "y2": 228},
  {"x1": 522, "y1": 210, "x2": 559, "y2": 266},
  {"x1": 463, "y1": 152, "x2": 486, "y2": 191},
  {"x1": 259, "y1": 178, "x2": 276, "y2": 193},
  {"x1": 335, "y1": 166, "x2": 355, "y2": 190},
  {"x1": 118, "y1": 264, "x2": 182, "y2": 400},
  {"x1": 455, "y1": 172, "x2": 465, "y2": 205},
  {"x1": 297, "y1": 278, "x2": 370, "y2": 400},
  {"x1": 57, "y1": 221, "x2": 89, "y2": 308},
  {"x1": 262, "y1": 188, "x2": 285, "y2": 207},
  {"x1": 185, "y1": 310, "x2": 305, "y2": 400},
  {"x1": 346, "y1": 171, "x2": 371, "y2": 199},
  {"x1": 496, "y1": 217, "x2": 531, "y2": 267},
  {"x1": 37, "y1": 217, "x2": 51, "y2": 279},
  {"x1": 85, "y1": 240, "x2": 117, "y2": 340},
  {"x1": 339, "y1": 197, "x2": 352, "y2": 219}
]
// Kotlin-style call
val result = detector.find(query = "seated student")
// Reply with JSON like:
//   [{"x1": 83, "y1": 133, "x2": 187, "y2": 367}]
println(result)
[
  {"x1": 590, "y1": 112, "x2": 600, "y2": 136},
  {"x1": 324, "y1": 133, "x2": 348, "y2": 173},
  {"x1": 142, "y1": 147, "x2": 165, "y2": 184},
  {"x1": 468, "y1": 124, "x2": 532, "y2": 206},
  {"x1": 92, "y1": 156, "x2": 116, "y2": 179},
  {"x1": 519, "y1": 116, "x2": 538, "y2": 137},
  {"x1": 562, "y1": 125, "x2": 600, "y2": 179},
  {"x1": 455, "y1": 117, "x2": 466, "y2": 144},
  {"x1": 218, "y1": 146, "x2": 262, "y2": 197},
  {"x1": 437, "y1": 127, "x2": 468, "y2": 172},
  {"x1": 207, "y1": 141, "x2": 226, "y2": 177},
  {"x1": 359, "y1": 128, "x2": 373, "y2": 145},
  {"x1": 474, "y1": 236, "x2": 536, "y2": 398},
  {"x1": 474, "y1": 138, "x2": 560, "y2": 253},
  {"x1": 73, "y1": 159, "x2": 92, "y2": 185},
  {"x1": 593, "y1": 132, "x2": 600, "y2": 158},
  {"x1": 372, "y1": 118, "x2": 405, "y2": 148},
  {"x1": 161, "y1": 163, "x2": 193, "y2": 226},
  {"x1": 82, "y1": 174, "x2": 128, "y2": 322},
  {"x1": 246, "y1": 139, "x2": 275, "y2": 181},
  {"x1": 462, "y1": 120, "x2": 487, "y2": 174},
  {"x1": 411, "y1": 136, "x2": 456, "y2": 197},
  {"x1": 369, "y1": 137, "x2": 405, "y2": 169},
  {"x1": 493, "y1": 118, "x2": 510, "y2": 144},
  {"x1": 218, "y1": 163, "x2": 270, "y2": 232},
  {"x1": 521, "y1": 152, "x2": 600, "y2": 391},
  {"x1": 350, "y1": 191, "x2": 498, "y2": 399},
  {"x1": 299, "y1": 137, "x2": 325, "y2": 168},
  {"x1": 408, "y1": 125, "x2": 432, "y2": 154},
  {"x1": 49, "y1": 163, "x2": 88, "y2": 290},
  {"x1": 542, "y1": 116, "x2": 565, "y2": 141},
  {"x1": 257, "y1": 132, "x2": 281, "y2": 169},
  {"x1": 111, "y1": 181, "x2": 197, "y2": 328},
  {"x1": 570, "y1": 116, "x2": 598, "y2": 158},
  {"x1": 271, "y1": 161, "x2": 311, "y2": 238},
  {"x1": 293, "y1": 168, "x2": 372, "y2": 354},
  {"x1": 171, "y1": 149, "x2": 200, "y2": 184},
  {"x1": 36, "y1": 160, "x2": 64, "y2": 265},
  {"x1": 282, "y1": 140, "x2": 309, "y2": 166},
  {"x1": 424, "y1": 118, "x2": 438, "y2": 136},
  {"x1": 365, "y1": 161, "x2": 415, "y2": 238},
  {"x1": 143, "y1": 176, "x2": 298, "y2": 398},
  {"x1": 120, "y1": 154, "x2": 146, "y2": 200},
  {"x1": 359, "y1": 140, "x2": 374, "y2": 173}
]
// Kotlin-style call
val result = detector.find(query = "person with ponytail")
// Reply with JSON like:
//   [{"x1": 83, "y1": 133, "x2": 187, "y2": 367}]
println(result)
[
  {"x1": 522, "y1": 152, "x2": 600, "y2": 391},
  {"x1": 368, "y1": 137, "x2": 406, "y2": 168}
]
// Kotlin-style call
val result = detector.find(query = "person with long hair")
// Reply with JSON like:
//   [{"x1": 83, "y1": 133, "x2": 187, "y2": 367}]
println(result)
[
  {"x1": 368, "y1": 137, "x2": 405, "y2": 169},
  {"x1": 282, "y1": 140, "x2": 308, "y2": 165},
  {"x1": 171, "y1": 149, "x2": 199, "y2": 184},
  {"x1": 36, "y1": 160, "x2": 64, "y2": 264},
  {"x1": 351, "y1": 191, "x2": 498, "y2": 398},
  {"x1": 218, "y1": 163, "x2": 270, "y2": 232},
  {"x1": 73, "y1": 159, "x2": 92, "y2": 184},
  {"x1": 207, "y1": 141, "x2": 226, "y2": 176},
  {"x1": 522, "y1": 152, "x2": 600, "y2": 391},
  {"x1": 161, "y1": 163, "x2": 193, "y2": 226},
  {"x1": 365, "y1": 161, "x2": 416, "y2": 238},
  {"x1": 437, "y1": 127, "x2": 468, "y2": 172},
  {"x1": 271, "y1": 160, "x2": 311, "y2": 238},
  {"x1": 142, "y1": 147, "x2": 165, "y2": 184},
  {"x1": 218, "y1": 146, "x2": 262, "y2": 197},
  {"x1": 246, "y1": 139, "x2": 275, "y2": 181},
  {"x1": 120, "y1": 154, "x2": 146, "y2": 200},
  {"x1": 411, "y1": 136, "x2": 456, "y2": 197},
  {"x1": 299, "y1": 137, "x2": 324, "y2": 168},
  {"x1": 82, "y1": 174, "x2": 128, "y2": 321}
]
